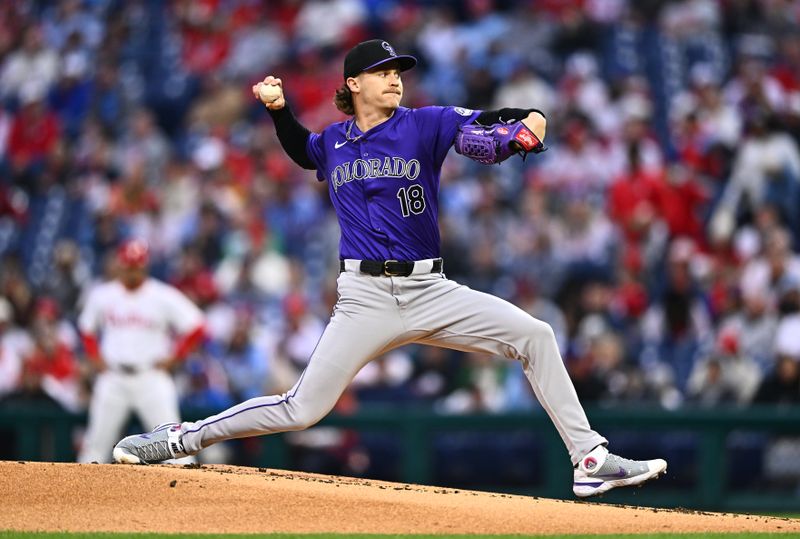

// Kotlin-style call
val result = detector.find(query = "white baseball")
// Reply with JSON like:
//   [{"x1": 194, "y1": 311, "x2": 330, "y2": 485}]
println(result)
[{"x1": 259, "y1": 83, "x2": 282, "y2": 103}]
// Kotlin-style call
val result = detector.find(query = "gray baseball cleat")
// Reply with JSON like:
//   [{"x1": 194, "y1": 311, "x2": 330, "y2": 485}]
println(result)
[
  {"x1": 112, "y1": 422, "x2": 188, "y2": 464},
  {"x1": 573, "y1": 444, "x2": 667, "y2": 498}
]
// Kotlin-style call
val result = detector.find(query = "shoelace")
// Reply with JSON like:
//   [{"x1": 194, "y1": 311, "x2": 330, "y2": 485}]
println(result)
[
  {"x1": 606, "y1": 453, "x2": 627, "y2": 465},
  {"x1": 605, "y1": 453, "x2": 646, "y2": 474},
  {"x1": 138, "y1": 440, "x2": 172, "y2": 462}
]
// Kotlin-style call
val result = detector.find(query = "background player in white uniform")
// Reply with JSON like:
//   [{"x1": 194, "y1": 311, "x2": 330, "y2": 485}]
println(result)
[
  {"x1": 112, "y1": 40, "x2": 666, "y2": 498},
  {"x1": 77, "y1": 239, "x2": 205, "y2": 463}
]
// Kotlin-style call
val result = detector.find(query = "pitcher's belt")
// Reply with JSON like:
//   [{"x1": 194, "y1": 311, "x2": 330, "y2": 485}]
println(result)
[{"x1": 339, "y1": 258, "x2": 443, "y2": 277}]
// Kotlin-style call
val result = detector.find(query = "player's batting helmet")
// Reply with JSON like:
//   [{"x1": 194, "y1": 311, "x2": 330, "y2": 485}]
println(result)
[{"x1": 117, "y1": 239, "x2": 150, "y2": 267}]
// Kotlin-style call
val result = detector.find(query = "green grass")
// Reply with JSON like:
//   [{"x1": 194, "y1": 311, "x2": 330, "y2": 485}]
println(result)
[{"x1": 2, "y1": 533, "x2": 800, "y2": 539}]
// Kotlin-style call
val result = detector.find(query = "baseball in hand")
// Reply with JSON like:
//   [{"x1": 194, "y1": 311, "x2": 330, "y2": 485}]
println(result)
[{"x1": 259, "y1": 83, "x2": 282, "y2": 103}]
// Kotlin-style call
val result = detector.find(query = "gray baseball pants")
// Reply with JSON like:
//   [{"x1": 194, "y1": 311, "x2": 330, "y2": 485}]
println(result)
[{"x1": 180, "y1": 262, "x2": 607, "y2": 465}]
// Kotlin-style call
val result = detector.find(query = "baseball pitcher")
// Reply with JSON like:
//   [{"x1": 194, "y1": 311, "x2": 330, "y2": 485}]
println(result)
[
  {"x1": 77, "y1": 239, "x2": 205, "y2": 463},
  {"x1": 113, "y1": 40, "x2": 666, "y2": 497}
]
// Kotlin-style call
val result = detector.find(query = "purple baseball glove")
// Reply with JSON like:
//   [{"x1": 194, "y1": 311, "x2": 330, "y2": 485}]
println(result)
[{"x1": 455, "y1": 121, "x2": 547, "y2": 164}]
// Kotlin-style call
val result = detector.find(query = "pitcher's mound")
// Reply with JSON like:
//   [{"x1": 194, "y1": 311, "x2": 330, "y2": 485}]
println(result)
[{"x1": 1, "y1": 461, "x2": 797, "y2": 535}]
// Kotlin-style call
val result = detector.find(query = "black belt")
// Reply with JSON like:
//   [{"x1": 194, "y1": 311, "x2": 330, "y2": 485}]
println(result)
[
  {"x1": 340, "y1": 258, "x2": 443, "y2": 277},
  {"x1": 114, "y1": 364, "x2": 144, "y2": 375}
]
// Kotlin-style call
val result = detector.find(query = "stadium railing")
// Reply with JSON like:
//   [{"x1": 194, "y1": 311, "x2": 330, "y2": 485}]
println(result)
[{"x1": 1, "y1": 403, "x2": 798, "y2": 512}]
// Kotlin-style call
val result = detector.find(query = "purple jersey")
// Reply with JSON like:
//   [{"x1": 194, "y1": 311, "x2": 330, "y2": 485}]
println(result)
[{"x1": 306, "y1": 106, "x2": 481, "y2": 260}]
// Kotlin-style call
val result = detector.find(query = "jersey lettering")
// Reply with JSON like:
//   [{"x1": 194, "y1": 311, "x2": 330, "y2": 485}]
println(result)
[
  {"x1": 105, "y1": 311, "x2": 160, "y2": 330},
  {"x1": 331, "y1": 157, "x2": 421, "y2": 192},
  {"x1": 352, "y1": 159, "x2": 369, "y2": 180},
  {"x1": 391, "y1": 157, "x2": 405, "y2": 176},
  {"x1": 369, "y1": 158, "x2": 382, "y2": 177}
]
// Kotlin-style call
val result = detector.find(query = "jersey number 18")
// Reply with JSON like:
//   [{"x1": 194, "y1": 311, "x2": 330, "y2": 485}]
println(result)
[{"x1": 396, "y1": 185, "x2": 426, "y2": 217}]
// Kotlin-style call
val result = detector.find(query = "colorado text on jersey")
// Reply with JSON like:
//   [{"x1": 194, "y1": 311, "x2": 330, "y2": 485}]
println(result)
[{"x1": 330, "y1": 157, "x2": 421, "y2": 192}]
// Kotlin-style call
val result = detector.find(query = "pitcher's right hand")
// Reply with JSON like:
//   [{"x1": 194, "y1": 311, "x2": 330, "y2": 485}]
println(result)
[{"x1": 253, "y1": 76, "x2": 285, "y2": 110}]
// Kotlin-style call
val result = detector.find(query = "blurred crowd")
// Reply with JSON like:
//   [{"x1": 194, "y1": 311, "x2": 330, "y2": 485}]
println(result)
[{"x1": 1, "y1": 0, "x2": 800, "y2": 442}]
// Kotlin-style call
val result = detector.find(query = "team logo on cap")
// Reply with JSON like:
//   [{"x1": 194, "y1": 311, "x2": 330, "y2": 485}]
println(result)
[
  {"x1": 454, "y1": 107, "x2": 474, "y2": 116},
  {"x1": 382, "y1": 41, "x2": 397, "y2": 56}
]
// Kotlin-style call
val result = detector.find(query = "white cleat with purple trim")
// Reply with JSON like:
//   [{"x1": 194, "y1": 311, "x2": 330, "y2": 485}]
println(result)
[
  {"x1": 573, "y1": 445, "x2": 667, "y2": 498},
  {"x1": 113, "y1": 423, "x2": 188, "y2": 464}
]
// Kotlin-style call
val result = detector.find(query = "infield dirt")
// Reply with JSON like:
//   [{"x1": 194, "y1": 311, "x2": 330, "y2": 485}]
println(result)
[{"x1": 0, "y1": 461, "x2": 798, "y2": 535}]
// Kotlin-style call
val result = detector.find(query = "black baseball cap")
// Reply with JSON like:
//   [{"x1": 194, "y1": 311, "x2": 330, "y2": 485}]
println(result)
[{"x1": 343, "y1": 39, "x2": 417, "y2": 80}]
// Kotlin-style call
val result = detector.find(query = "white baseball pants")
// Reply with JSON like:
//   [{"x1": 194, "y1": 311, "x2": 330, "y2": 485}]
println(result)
[
  {"x1": 78, "y1": 369, "x2": 184, "y2": 463},
  {"x1": 180, "y1": 269, "x2": 607, "y2": 465}
]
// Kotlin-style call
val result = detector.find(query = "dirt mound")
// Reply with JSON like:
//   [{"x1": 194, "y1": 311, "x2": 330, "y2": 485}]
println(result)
[{"x1": 1, "y1": 461, "x2": 797, "y2": 535}]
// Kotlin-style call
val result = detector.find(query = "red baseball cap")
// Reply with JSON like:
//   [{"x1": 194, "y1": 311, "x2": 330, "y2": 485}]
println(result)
[
  {"x1": 34, "y1": 297, "x2": 59, "y2": 321},
  {"x1": 117, "y1": 239, "x2": 150, "y2": 268}
]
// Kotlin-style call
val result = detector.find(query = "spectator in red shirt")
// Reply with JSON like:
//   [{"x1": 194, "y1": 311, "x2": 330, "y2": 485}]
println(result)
[
  {"x1": 176, "y1": 0, "x2": 231, "y2": 76},
  {"x1": 108, "y1": 160, "x2": 160, "y2": 217},
  {"x1": 653, "y1": 163, "x2": 708, "y2": 246},
  {"x1": 23, "y1": 325, "x2": 76, "y2": 384},
  {"x1": 17, "y1": 319, "x2": 81, "y2": 411},
  {"x1": 7, "y1": 84, "x2": 60, "y2": 181},
  {"x1": 608, "y1": 143, "x2": 661, "y2": 244}
]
